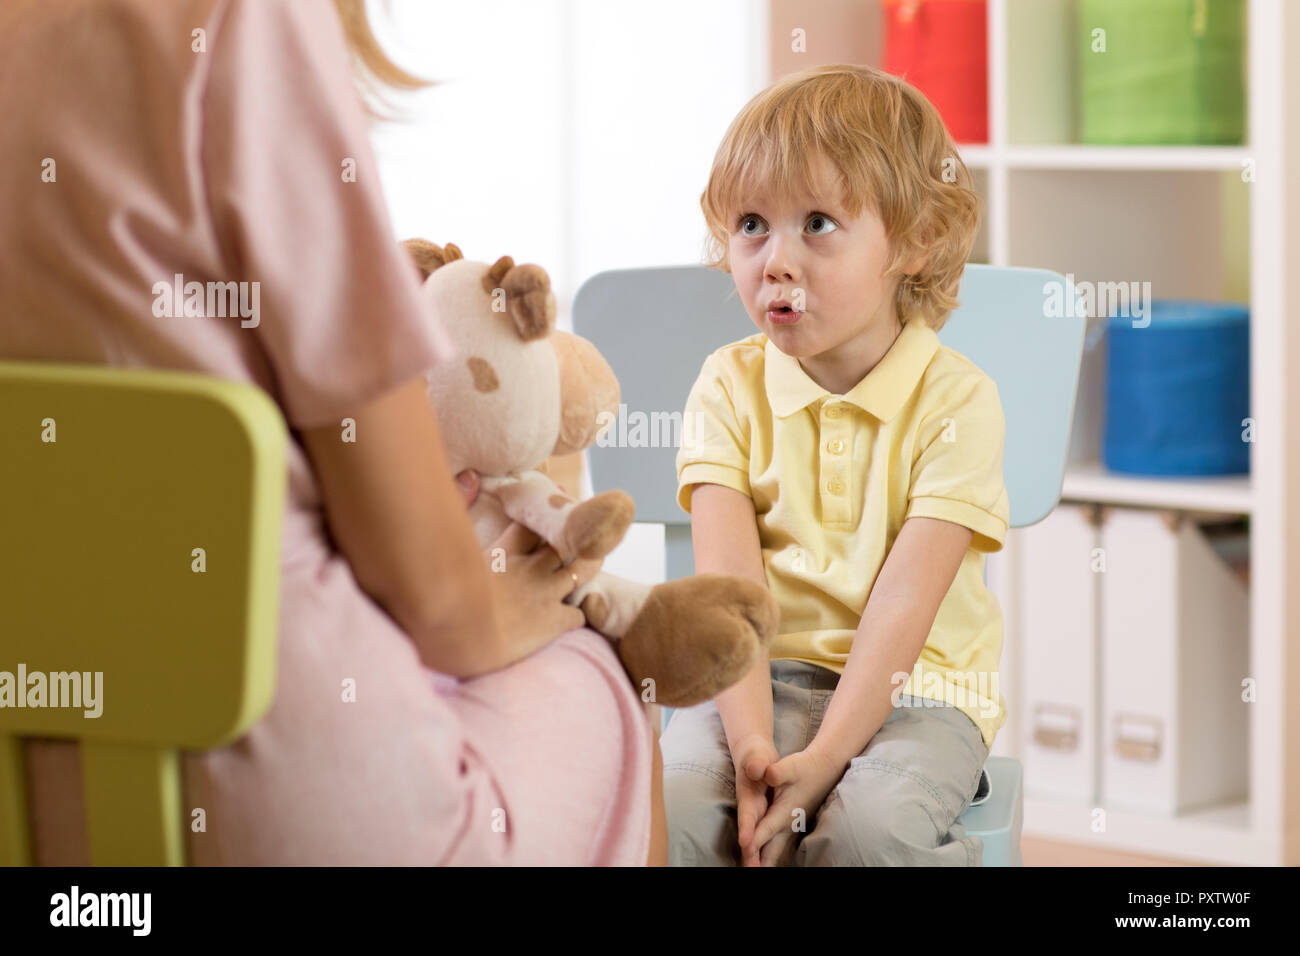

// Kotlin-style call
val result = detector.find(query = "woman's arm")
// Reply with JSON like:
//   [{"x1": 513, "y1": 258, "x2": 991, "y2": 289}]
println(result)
[
  {"x1": 301, "y1": 376, "x2": 587, "y2": 677},
  {"x1": 686, "y1": 483, "x2": 775, "y2": 757}
]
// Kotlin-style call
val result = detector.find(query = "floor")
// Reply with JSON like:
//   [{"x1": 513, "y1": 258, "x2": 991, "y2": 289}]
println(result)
[{"x1": 1022, "y1": 836, "x2": 1216, "y2": 866}]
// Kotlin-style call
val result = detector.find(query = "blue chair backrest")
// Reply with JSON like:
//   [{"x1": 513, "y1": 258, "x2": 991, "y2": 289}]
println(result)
[{"x1": 574, "y1": 264, "x2": 1085, "y2": 577}]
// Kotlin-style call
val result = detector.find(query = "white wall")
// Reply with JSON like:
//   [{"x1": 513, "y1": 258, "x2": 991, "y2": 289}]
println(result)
[
  {"x1": 366, "y1": 0, "x2": 766, "y2": 324},
  {"x1": 366, "y1": 1, "x2": 571, "y2": 284},
  {"x1": 366, "y1": 0, "x2": 767, "y2": 584}
]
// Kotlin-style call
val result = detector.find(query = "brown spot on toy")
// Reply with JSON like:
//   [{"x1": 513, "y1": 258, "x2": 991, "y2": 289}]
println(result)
[
  {"x1": 467, "y1": 357, "x2": 499, "y2": 393},
  {"x1": 548, "y1": 494, "x2": 570, "y2": 509}
]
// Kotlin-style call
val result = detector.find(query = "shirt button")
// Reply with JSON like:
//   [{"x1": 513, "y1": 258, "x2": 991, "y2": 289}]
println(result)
[
  {"x1": 825, "y1": 406, "x2": 843, "y2": 419},
  {"x1": 826, "y1": 438, "x2": 845, "y2": 455},
  {"x1": 827, "y1": 478, "x2": 845, "y2": 495}
]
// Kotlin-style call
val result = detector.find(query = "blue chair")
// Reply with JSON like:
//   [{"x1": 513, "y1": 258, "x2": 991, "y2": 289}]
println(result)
[{"x1": 574, "y1": 264, "x2": 1086, "y2": 867}]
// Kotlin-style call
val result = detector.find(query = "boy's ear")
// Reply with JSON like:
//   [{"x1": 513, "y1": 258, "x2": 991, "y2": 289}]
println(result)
[
  {"x1": 903, "y1": 243, "x2": 929, "y2": 276},
  {"x1": 904, "y1": 232, "x2": 925, "y2": 274}
]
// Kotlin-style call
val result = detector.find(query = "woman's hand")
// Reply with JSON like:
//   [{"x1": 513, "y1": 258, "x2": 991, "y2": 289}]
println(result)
[
  {"x1": 478, "y1": 521, "x2": 603, "y2": 668},
  {"x1": 455, "y1": 469, "x2": 479, "y2": 507},
  {"x1": 731, "y1": 733, "x2": 780, "y2": 867},
  {"x1": 450, "y1": 467, "x2": 601, "y2": 670}
]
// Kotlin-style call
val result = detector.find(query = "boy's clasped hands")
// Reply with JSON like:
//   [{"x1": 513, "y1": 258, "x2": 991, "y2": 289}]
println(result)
[{"x1": 731, "y1": 733, "x2": 848, "y2": 867}]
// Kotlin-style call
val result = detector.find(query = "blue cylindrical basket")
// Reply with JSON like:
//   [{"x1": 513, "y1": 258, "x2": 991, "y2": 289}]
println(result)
[{"x1": 1103, "y1": 301, "x2": 1250, "y2": 476}]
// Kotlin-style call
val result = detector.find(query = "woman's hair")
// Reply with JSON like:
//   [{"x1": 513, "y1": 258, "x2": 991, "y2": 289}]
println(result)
[
  {"x1": 699, "y1": 64, "x2": 981, "y2": 330},
  {"x1": 332, "y1": 0, "x2": 435, "y2": 119}
]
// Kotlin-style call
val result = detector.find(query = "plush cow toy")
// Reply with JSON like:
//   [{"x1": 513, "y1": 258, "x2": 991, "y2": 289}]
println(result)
[{"x1": 405, "y1": 239, "x2": 777, "y2": 707}]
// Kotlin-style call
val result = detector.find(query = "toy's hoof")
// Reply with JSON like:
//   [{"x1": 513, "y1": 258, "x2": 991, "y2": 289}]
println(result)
[
  {"x1": 565, "y1": 490, "x2": 634, "y2": 559},
  {"x1": 619, "y1": 574, "x2": 779, "y2": 708},
  {"x1": 580, "y1": 590, "x2": 611, "y2": 631}
]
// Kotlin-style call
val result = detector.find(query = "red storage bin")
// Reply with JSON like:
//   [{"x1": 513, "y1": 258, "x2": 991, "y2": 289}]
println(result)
[{"x1": 881, "y1": 0, "x2": 988, "y2": 144}]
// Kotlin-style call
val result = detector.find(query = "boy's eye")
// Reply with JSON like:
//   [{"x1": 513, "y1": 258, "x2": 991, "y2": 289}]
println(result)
[
  {"x1": 735, "y1": 213, "x2": 837, "y2": 236},
  {"x1": 807, "y1": 214, "x2": 837, "y2": 235}
]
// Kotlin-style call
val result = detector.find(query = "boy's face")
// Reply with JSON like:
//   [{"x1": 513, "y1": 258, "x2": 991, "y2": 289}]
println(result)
[{"x1": 727, "y1": 151, "x2": 924, "y2": 394}]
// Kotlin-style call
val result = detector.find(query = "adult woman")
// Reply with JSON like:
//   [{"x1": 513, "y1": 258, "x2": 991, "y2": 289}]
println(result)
[{"x1": 0, "y1": 0, "x2": 662, "y2": 865}]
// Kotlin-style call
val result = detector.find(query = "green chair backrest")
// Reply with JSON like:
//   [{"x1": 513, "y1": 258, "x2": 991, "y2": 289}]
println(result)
[{"x1": 0, "y1": 362, "x2": 287, "y2": 865}]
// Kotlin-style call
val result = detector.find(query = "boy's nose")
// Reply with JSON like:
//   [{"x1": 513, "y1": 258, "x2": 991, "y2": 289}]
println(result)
[{"x1": 763, "y1": 237, "x2": 801, "y2": 283}]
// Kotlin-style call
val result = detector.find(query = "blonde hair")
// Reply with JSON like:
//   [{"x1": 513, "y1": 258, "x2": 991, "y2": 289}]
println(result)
[
  {"x1": 700, "y1": 64, "x2": 980, "y2": 330},
  {"x1": 332, "y1": 0, "x2": 435, "y2": 120}
]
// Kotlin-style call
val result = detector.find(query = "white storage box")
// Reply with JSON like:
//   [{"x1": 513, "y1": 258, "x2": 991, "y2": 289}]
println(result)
[
  {"x1": 1099, "y1": 507, "x2": 1250, "y2": 815},
  {"x1": 1019, "y1": 503, "x2": 1100, "y2": 803}
]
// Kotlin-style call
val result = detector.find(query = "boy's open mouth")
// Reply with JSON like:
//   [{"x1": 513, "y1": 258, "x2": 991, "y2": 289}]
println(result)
[{"x1": 767, "y1": 306, "x2": 803, "y2": 325}]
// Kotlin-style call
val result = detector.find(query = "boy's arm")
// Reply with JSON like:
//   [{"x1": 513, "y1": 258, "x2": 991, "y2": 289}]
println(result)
[
  {"x1": 807, "y1": 516, "x2": 972, "y2": 770},
  {"x1": 687, "y1": 483, "x2": 775, "y2": 758}
]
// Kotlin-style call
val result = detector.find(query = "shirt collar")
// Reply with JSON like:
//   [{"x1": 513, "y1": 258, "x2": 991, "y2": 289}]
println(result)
[{"x1": 764, "y1": 319, "x2": 940, "y2": 422}]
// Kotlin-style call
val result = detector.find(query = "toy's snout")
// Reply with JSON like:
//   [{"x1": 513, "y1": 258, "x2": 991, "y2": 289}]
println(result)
[{"x1": 551, "y1": 330, "x2": 620, "y2": 457}]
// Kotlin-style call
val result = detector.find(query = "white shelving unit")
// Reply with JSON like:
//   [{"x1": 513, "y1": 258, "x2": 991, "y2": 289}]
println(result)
[
  {"x1": 987, "y1": 0, "x2": 1296, "y2": 867},
  {"x1": 767, "y1": 0, "x2": 1300, "y2": 865}
]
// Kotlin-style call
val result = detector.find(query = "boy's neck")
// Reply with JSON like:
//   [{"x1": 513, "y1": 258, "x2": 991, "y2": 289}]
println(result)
[{"x1": 795, "y1": 317, "x2": 904, "y2": 396}]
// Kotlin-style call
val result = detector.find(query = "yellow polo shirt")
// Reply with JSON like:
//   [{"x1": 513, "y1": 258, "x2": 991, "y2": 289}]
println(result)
[{"x1": 675, "y1": 318, "x2": 1010, "y2": 751}]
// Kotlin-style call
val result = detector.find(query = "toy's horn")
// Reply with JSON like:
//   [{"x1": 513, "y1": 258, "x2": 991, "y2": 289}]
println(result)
[{"x1": 481, "y1": 255, "x2": 514, "y2": 295}]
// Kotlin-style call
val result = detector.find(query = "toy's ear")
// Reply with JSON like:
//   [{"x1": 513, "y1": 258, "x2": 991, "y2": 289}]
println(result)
[
  {"x1": 403, "y1": 238, "x2": 464, "y2": 280},
  {"x1": 482, "y1": 257, "x2": 555, "y2": 342}
]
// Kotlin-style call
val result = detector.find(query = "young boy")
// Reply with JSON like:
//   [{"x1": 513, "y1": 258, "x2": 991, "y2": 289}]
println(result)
[{"x1": 663, "y1": 64, "x2": 1010, "y2": 867}]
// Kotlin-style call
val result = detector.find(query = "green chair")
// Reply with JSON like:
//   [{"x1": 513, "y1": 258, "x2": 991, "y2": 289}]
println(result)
[
  {"x1": 0, "y1": 362, "x2": 287, "y2": 865},
  {"x1": 575, "y1": 264, "x2": 1088, "y2": 867}
]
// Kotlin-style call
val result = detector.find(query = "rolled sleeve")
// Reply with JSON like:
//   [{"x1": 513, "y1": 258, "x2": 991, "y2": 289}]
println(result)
[
  {"x1": 675, "y1": 353, "x2": 752, "y2": 514},
  {"x1": 200, "y1": 0, "x2": 456, "y2": 430},
  {"x1": 906, "y1": 373, "x2": 1010, "y2": 553}
]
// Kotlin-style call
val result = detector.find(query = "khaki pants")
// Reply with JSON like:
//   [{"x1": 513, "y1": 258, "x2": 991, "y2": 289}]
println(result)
[{"x1": 660, "y1": 660, "x2": 989, "y2": 866}]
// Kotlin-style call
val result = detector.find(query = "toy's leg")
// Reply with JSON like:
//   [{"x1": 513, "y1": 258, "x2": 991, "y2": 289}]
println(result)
[
  {"x1": 570, "y1": 570, "x2": 652, "y2": 637},
  {"x1": 488, "y1": 475, "x2": 633, "y2": 562},
  {"x1": 618, "y1": 574, "x2": 779, "y2": 708}
]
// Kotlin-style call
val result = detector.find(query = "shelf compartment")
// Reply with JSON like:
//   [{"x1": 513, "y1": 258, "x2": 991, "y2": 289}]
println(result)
[
  {"x1": 1005, "y1": 0, "x2": 1253, "y2": 149},
  {"x1": 1099, "y1": 508, "x2": 1251, "y2": 816}
]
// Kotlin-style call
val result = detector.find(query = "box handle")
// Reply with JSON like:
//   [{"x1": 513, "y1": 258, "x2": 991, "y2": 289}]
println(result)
[
  {"x1": 1032, "y1": 703, "x2": 1080, "y2": 751},
  {"x1": 1114, "y1": 713, "x2": 1163, "y2": 762}
]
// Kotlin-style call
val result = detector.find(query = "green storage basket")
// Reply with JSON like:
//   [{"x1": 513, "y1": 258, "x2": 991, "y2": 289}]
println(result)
[{"x1": 1078, "y1": 0, "x2": 1245, "y2": 145}]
